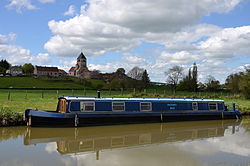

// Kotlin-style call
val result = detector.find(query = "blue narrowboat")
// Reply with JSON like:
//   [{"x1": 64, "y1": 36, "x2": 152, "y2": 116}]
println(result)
[{"x1": 24, "y1": 94, "x2": 242, "y2": 127}]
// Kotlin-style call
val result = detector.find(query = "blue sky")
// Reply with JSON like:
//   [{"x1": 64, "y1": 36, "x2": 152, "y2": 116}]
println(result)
[{"x1": 0, "y1": 0, "x2": 250, "y2": 83}]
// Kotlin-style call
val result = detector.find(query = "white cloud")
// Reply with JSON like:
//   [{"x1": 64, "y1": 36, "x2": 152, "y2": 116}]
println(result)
[
  {"x1": 159, "y1": 51, "x2": 200, "y2": 65},
  {"x1": 0, "y1": 44, "x2": 31, "y2": 57},
  {"x1": 80, "y1": 4, "x2": 89, "y2": 14},
  {"x1": 122, "y1": 54, "x2": 146, "y2": 64},
  {"x1": 45, "y1": 0, "x2": 242, "y2": 57},
  {"x1": 64, "y1": 5, "x2": 76, "y2": 17},
  {"x1": 86, "y1": 0, "x2": 241, "y2": 33},
  {"x1": 0, "y1": 33, "x2": 32, "y2": 63},
  {"x1": 6, "y1": 53, "x2": 51, "y2": 65},
  {"x1": 45, "y1": 16, "x2": 140, "y2": 57},
  {"x1": 5, "y1": 0, "x2": 37, "y2": 13},
  {"x1": 38, "y1": 0, "x2": 55, "y2": 3},
  {"x1": 88, "y1": 63, "x2": 121, "y2": 73},
  {"x1": 0, "y1": 33, "x2": 16, "y2": 44},
  {"x1": 0, "y1": 33, "x2": 51, "y2": 66},
  {"x1": 198, "y1": 26, "x2": 250, "y2": 58},
  {"x1": 233, "y1": 64, "x2": 250, "y2": 73}
]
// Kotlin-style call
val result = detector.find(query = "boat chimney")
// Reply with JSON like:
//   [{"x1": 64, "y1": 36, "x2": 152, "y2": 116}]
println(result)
[
  {"x1": 97, "y1": 89, "x2": 101, "y2": 98},
  {"x1": 232, "y1": 103, "x2": 236, "y2": 111}
]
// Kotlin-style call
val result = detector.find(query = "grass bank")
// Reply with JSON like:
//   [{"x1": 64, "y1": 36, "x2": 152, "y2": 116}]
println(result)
[{"x1": 0, "y1": 76, "x2": 106, "y2": 89}]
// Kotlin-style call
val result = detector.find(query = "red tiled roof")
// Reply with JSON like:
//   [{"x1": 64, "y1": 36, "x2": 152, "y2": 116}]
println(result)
[
  {"x1": 35, "y1": 66, "x2": 59, "y2": 72},
  {"x1": 59, "y1": 69, "x2": 67, "y2": 74},
  {"x1": 83, "y1": 69, "x2": 91, "y2": 72},
  {"x1": 69, "y1": 67, "x2": 76, "y2": 72}
]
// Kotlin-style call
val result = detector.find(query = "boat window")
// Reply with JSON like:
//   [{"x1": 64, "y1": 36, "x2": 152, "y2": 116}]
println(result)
[
  {"x1": 112, "y1": 102, "x2": 125, "y2": 111},
  {"x1": 80, "y1": 102, "x2": 95, "y2": 111},
  {"x1": 209, "y1": 103, "x2": 217, "y2": 111},
  {"x1": 140, "y1": 102, "x2": 151, "y2": 111},
  {"x1": 192, "y1": 102, "x2": 198, "y2": 111},
  {"x1": 70, "y1": 102, "x2": 80, "y2": 112}
]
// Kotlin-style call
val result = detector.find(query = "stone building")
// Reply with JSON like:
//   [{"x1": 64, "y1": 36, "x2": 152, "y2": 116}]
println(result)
[
  {"x1": 33, "y1": 66, "x2": 67, "y2": 77},
  {"x1": 58, "y1": 69, "x2": 68, "y2": 77},
  {"x1": 6, "y1": 66, "x2": 23, "y2": 76},
  {"x1": 68, "y1": 52, "x2": 92, "y2": 79},
  {"x1": 34, "y1": 66, "x2": 60, "y2": 77}
]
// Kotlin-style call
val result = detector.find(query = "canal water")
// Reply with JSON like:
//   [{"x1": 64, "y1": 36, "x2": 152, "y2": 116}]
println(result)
[{"x1": 0, "y1": 117, "x2": 250, "y2": 166}]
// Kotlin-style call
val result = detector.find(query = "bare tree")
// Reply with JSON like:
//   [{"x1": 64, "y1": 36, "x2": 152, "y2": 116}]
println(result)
[
  {"x1": 165, "y1": 65, "x2": 183, "y2": 94},
  {"x1": 127, "y1": 66, "x2": 145, "y2": 80}
]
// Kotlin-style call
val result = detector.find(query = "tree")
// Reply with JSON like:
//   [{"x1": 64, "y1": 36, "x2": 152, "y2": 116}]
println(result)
[
  {"x1": 0, "y1": 59, "x2": 10, "y2": 73},
  {"x1": 178, "y1": 63, "x2": 198, "y2": 92},
  {"x1": 22, "y1": 63, "x2": 34, "y2": 74},
  {"x1": 141, "y1": 70, "x2": 150, "y2": 88},
  {"x1": 127, "y1": 66, "x2": 145, "y2": 80},
  {"x1": 225, "y1": 73, "x2": 242, "y2": 93},
  {"x1": 205, "y1": 75, "x2": 220, "y2": 91},
  {"x1": 239, "y1": 68, "x2": 250, "y2": 99},
  {"x1": 192, "y1": 63, "x2": 198, "y2": 91},
  {"x1": 116, "y1": 68, "x2": 125, "y2": 75},
  {"x1": 109, "y1": 78, "x2": 126, "y2": 90},
  {"x1": 0, "y1": 66, "x2": 5, "y2": 74},
  {"x1": 165, "y1": 65, "x2": 183, "y2": 94}
]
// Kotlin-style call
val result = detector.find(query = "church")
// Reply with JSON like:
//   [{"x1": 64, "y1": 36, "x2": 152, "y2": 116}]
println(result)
[{"x1": 68, "y1": 52, "x2": 91, "y2": 78}]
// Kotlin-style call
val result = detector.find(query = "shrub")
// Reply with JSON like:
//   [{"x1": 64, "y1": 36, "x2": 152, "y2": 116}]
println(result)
[{"x1": 0, "y1": 107, "x2": 24, "y2": 126}]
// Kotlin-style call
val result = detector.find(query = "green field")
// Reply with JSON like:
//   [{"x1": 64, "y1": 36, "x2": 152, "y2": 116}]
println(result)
[
  {"x1": 0, "y1": 89, "x2": 249, "y2": 114},
  {"x1": 0, "y1": 76, "x2": 249, "y2": 114},
  {"x1": 0, "y1": 76, "x2": 106, "y2": 89}
]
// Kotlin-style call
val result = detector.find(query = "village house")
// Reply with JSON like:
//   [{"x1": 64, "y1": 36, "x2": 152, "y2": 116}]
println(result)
[
  {"x1": 58, "y1": 69, "x2": 67, "y2": 77},
  {"x1": 34, "y1": 66, "x2": 67, "y2": 77},
  {"x1": 6, "y1": 66, "x2": 23, "y2": 76}
]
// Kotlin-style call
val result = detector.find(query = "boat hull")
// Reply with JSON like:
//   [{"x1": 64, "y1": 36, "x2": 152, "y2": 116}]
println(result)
[{"x1": 25, "y1": 109, "x2": 242, "y2": 127}]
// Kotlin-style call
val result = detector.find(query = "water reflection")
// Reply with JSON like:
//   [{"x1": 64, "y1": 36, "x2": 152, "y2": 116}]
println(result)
[
  {"x1": 0, "y1": 118, "x2": 249, "y2": 166},
  {"x1": 24, "y1": 120, "x2": 241, "y2": 156}
]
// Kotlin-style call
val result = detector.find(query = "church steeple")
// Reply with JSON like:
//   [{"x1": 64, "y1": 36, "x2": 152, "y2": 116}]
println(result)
[{"x1": 77, "y1": 52, "x2": 86, "y2": 61}]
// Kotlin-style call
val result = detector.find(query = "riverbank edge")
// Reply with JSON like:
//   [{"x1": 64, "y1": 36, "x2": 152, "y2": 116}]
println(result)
[
  {"x1": 0, "y1": 110, "x2": 25, "y2": 127},
  {"x1": 1, "y1": 112, "x2": 249, "y2": 127}
]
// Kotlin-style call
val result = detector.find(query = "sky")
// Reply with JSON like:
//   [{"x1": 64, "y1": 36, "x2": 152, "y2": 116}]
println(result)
[{"x1": 0, "y1": 0, "x2": 250, "y2": 83}]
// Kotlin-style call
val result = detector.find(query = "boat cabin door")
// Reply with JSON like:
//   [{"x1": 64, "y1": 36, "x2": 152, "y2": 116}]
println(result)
[{"x1": 58, "y1": 98, "x2": 66, "y2": 113}]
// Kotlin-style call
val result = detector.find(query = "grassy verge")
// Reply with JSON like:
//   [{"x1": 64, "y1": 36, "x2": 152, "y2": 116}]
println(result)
[{"x1": 0, "y1": 76, "x2": 106, "y2": 89}]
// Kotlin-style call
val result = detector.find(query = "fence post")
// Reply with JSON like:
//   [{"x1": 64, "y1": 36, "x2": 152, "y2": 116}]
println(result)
[
  {"x1": 8, "y1": 91, "x2": 10, "y2": 100},
  {"x1": 121, "y1": 88, "x2": 123, "y2": 96},
  {"x1": 133, "y1": 88, "x2": 136, "y2": 95},
  {"x1": 42, "y1": 90, "x2": 44, "y2": 98},
  {"x1": 25, "y1": 90, "x2": 27, "y2": 99},
  {"x1": 109, "y1": 88, "x2": 111, "y2": 96}
]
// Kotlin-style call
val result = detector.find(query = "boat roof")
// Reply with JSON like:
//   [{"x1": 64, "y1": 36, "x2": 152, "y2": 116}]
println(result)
[{"x1": 62, "y1": 96, "x2": 224, "y2": 102}]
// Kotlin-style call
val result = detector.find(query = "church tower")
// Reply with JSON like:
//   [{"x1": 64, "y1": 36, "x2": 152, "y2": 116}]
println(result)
[
  {"x1": 76, "y1": 52, "x2": 88, "y2": 70},
  {"x1": 75, "y1": 52, "x2": 88, "y2": 77}
]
